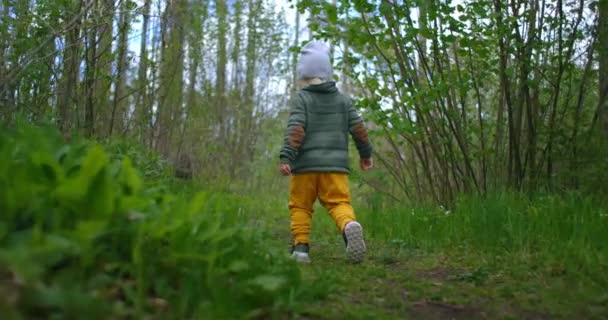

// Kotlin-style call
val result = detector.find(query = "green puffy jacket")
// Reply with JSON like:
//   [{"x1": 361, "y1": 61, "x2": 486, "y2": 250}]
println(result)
[{"x1": 279, "y1": 81, "x2": 373, "y2": 174}]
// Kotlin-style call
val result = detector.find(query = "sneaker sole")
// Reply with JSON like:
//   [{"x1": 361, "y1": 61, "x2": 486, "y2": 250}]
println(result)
[
  {"x1": 291, "y1": 251, "x2": 311, "y2": 264},
  {"x1": 344, "y1": 222, "x2": 366, "y2": 263}
]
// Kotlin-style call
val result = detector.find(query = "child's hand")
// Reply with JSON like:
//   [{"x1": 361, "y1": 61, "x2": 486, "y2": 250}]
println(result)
[
  {"x1": 360, "y1": 158, "x2": 374, "y2": 171},
  {"x1": 279, "y1": 163, "x2": 292, "y2": 176}
]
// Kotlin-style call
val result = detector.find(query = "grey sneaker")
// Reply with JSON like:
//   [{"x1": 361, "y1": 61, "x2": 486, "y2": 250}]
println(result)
[
  {"x1": 344, "y1": 221, "x2": 366, "y2": 263},
  {"x1": 291, "y1": 243, "x2": 311, "y2": 264}
]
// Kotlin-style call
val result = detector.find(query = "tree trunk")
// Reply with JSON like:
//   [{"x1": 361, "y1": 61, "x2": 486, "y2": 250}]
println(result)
[
  {"x1": 157, "y1": 0, "x2": 187, "y2": 156},
  {"x1": 519, "y1": 0, "x2": 538, "y2": 189},
  {"x1": 84, "y1": 1, "x2": 97, "y2": 137},
  {"x1": 176, "y1": 0, "x2": 207, "y2": 166},
  {"x1": 94, "y1": 0, "x2": 114, "y2": 136},
  {"x1": 468, "y1": 48, "x2": 487, "y2": 193},
  {"x1": 570, "y1": 36, "x2": 596, "y2": 186},
  {"x1": 0, "y1": 1, "x2": 9, "y2": 110},
  {"x1": 241, "y1": 0, "x2": 261, "y2": 163},
  {"x1": 215, "y1": 0, "x2": 228, "y2": 141},
  {"x1": 546, "y1": 0, "x2": 565, "y2": 187},
  {"x1": 58, "y1": 0, "x2": 83, "y2": 137},
  {"x1": 231, "y1": 0, "x2": 243, "y2": 92},
  {"x1": 229, "y1": 0, "x2": 244, "y2": 160},
  {"x1": 149, "y1": 0, "x2": 164, "y2": 149},
  {"x1": 110, "y1": 1, "x2": 130, "y2": 136},
  {"x1": 292, "y1": 0, "x2": 300, "y2": 94},
  {"x1": 134, "y1": 0, "x2": 151, "y2": 145},
  {"x1": 600, "y1": 0, "x2": 608, "y2": 139},
  {"x1": 342, "y1": 10, "x2": 351, "y2": 95},
  {"x1": 494, "y1": 0, "x2": 519, "y2": 187}
]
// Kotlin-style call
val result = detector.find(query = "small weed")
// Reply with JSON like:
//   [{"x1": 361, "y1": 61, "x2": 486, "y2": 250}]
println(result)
[{"x1": 452, "y1": 267, "x2": 490, "y2": 286}]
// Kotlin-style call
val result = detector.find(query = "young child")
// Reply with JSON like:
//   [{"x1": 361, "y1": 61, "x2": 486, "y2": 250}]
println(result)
[{"x1": 279, "y1": 41, "x2": 374, "y2": 263}]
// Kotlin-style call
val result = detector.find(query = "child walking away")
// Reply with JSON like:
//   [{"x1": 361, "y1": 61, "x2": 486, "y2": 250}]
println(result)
[{"x1": 279, "y1": 41, "x2": 374, "y2": 264}]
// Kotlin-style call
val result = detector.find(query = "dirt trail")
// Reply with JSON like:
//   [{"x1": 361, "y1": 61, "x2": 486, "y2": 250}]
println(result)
[{"x1": 289, "y1": 240, "x2": 553, "y2": 320}]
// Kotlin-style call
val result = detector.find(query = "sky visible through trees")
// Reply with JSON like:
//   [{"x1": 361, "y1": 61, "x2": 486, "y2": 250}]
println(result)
[{"x1": 1, "y1": 0, "x2": 606, "y2": 201}]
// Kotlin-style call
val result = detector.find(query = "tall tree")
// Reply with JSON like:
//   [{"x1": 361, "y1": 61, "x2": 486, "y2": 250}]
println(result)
[
  {"x1": 231, "y1": 0, "x2": 243, "y2": 92},
  {"x1": 110, "y1": 0, "x2": 131, "y2": 136},
  {"x1": 239, "y1": 0, "x2": 262, "y2": 161},
  {"x1": 600, "y1": 0, "x2": 608, "y2": 139},
  {"x1": 215, "y1": 0, "x2": 228, "y2": 140},
  {"x1": 157, "y1": 0, "x2": 187, "y2": 156},
  {"x1": 58, "y1": 0, "x2": 84, "y2": 137},
  {"x1": 94, "y1": 0, "x2": 114, "y2": 136},
  {"x1": 134, "y1": 0, "x2": 152, "y2": 145},
  {"x1": 291, "y1": 1, "x2": 300, "y2": 95},
  {"x1": 177, "y1": 0, "x2": 207, "y2": 162},
  {"x1": 84, "y1": 0, "x2": 98, "y2": 137},
  {"x1": 0, "y1": 1, "x2": 8, "y2": 109}
]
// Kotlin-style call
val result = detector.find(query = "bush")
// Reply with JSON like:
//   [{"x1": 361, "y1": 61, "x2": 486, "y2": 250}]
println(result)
[{"x1": 0, "y1": 123, "x2": 303, "y2": 319}]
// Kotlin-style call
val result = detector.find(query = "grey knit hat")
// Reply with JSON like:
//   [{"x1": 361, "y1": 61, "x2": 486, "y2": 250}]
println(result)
[{"x1": 296, "y1": 41, "x2": 333, "y2": 81}]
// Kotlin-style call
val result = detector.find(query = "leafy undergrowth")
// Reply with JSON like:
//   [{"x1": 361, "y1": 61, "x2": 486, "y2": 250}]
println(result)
[{"x1": 0, "y1": 124, "x2": 311, "y2": 319}]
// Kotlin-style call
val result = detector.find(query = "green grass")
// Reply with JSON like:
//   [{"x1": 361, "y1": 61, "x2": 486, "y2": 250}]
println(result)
[
  {"x1": 1, "y1": 123, "x2": 607, "y2": 319},
  {"x1": 269, "y1": 193, "x2": 608, "y2": 319}
]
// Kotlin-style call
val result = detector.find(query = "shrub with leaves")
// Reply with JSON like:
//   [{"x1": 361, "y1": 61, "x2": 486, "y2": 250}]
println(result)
[{"x1": 0, "y1": 123, "x2": 304, "y2": 319}]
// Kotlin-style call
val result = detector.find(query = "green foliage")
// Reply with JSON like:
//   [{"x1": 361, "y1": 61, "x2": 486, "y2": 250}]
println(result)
[
  {"x1": 0, "y1": 123, "x2": 306, "y2": 319},
  {"x1": 299, "y1": 0, "x2": 603, "y2": 204},
  {"x1": 102, "y1": 139, "x2": 171, "y2": 182},
  {"x1": 360, "y1": 192, "x2": 608, "y2": 280}
]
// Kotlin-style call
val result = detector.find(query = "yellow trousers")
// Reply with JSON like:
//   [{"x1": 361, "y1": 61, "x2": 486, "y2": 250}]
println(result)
[{"x1": 289, "y1": 173, "x2": 356, "y2": 245}]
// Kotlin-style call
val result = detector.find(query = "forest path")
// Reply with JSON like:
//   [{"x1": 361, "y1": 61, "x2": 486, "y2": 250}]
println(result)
[{"x1": 263, "y1": 217, "x2": 562, "y2": 320}]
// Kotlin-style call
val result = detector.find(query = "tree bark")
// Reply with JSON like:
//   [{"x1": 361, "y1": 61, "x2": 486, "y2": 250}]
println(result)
[
  {"x1": 600, "y1": 0, "x2": 608, "y2": 139},
  {"x1": 110, "y1": 1, "x2": 130, "y2": 136},
  {"x1": 58, "y1": 0, "x2": 84, "y2": 137},
  {"x1": 134, "y1": 0, "x2": 151, "y2": 145},
  {"x1": 0, "y1": 1, "x2": 9, "y2": 110},
  {"x1": 84, "y1": 0, "x2": 97, "y2": 137},
  {"x1": 215, "y1": 0, "x2": 228, "y2": 140},
  {"x1": 157, "y1": 0, "x2": 187, "y2": 156},
  {"x1": 239, "y1": 0, "x2": 261, "y2": 164},
  {"x1": 94, "y1": 0, "x2": 114, "y2": 136},
  {"x1": 231, "y1": 0, "x2": 243, "y2": 92},
  {"x1": 494, "y1": 0, "x2": 519, "y2": 187},
  {"x1": 292, "y1": 0, "x2": 300, "y2": 94}
]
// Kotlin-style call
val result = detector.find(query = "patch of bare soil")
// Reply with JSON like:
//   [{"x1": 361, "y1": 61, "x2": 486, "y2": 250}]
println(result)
[
  {"x1": 416, "y1": 266, "x2": 463, "y2": 282},
  {"x1": 409, "y1": 299, "x2": 487, "y2": 320}
]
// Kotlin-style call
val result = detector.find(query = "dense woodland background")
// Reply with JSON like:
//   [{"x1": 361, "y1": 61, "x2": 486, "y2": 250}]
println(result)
[
  {"x1": 1, "y1": 0, "x2": 607, "y2": 204},
  {"x1": 1, "y1": 0, "x2": 291, "y2": 186}
]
